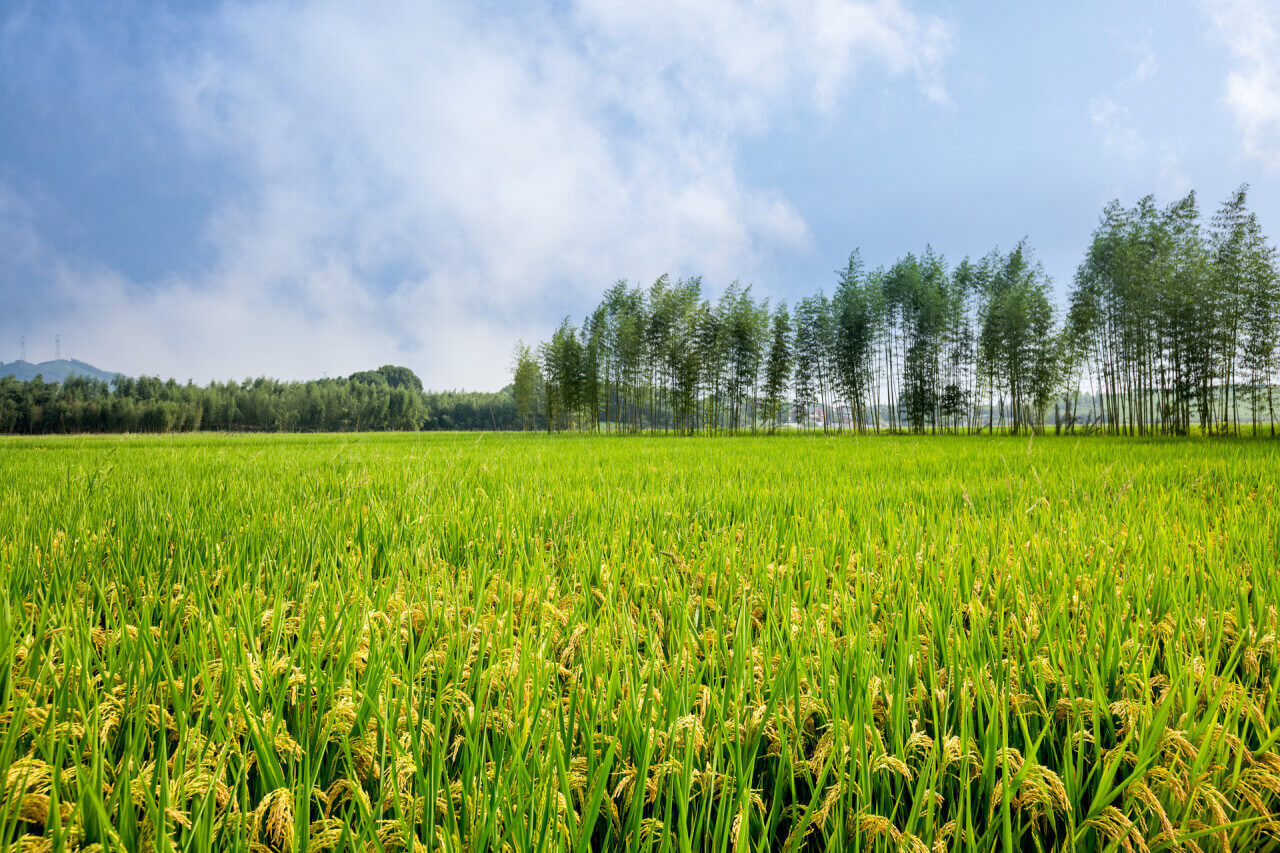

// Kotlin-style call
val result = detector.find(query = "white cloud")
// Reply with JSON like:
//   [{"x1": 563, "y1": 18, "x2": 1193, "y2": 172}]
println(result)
[
  {"x1": 3, "y1": 0, "x2": 952, "y2": 388},
  {"x1": 1090, "y1": 96, "x2": 1146, "y2": 158},
  {"x1": 1126, "y1": 38, "x2": 1157, "y2": 85},
  {"x1": 1202, "y1": 0, "x2": 1280, "y2": 168},
  {"x1": 1086, "y1": 32, "x2": 1194, "y2": 200}
]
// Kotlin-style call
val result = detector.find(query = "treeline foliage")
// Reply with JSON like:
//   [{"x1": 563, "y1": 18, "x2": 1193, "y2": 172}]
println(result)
[
  {"x1": 523, "y1": 188, "x2": 1280, "y2": 435},
  {"x1": 0, "y1": 366, "x2": 545, "y2": 434},
  {"x1": 1065, "y1": 189, "x2": 1280, "y2": 435},
  {"x1": 4, "y1": 189, "x2": 1276, "y2": 438},
  {"x1": 0, "y1": 372, "x2": 425, "y2": 434}
]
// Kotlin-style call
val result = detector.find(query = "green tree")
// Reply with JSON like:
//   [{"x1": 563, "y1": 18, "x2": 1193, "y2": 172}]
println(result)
[
  {"x1": 510, "y1": 342, "x2": 541, "y2": 431},
  {"x1": 349, "y1": 365, "x2": 423, "y2": 391},
  {"x1": 762, "y1": 303, "x2": 793, "y2": 432}
]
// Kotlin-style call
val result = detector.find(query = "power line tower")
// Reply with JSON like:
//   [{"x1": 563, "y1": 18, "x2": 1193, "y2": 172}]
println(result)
[
  {"x1": 55, "y1": 334, "x2": 61, "y2": 361},
  {"x1": 19, "y1": 336, "x2": 25, "y2": 362}
]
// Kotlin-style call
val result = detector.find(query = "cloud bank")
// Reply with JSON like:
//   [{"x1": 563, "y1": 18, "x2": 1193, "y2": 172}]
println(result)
[
  {"x1": 1203, "y1": 0, "x2": 1280, "y2": 169},
  {"x1": 1, "y1": 0, "x2": 952, "y2": 388}
]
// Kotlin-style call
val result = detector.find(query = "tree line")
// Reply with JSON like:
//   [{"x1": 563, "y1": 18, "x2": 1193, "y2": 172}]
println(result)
[
  {"x1": 515, "y1": 187, "x2": 1280, "y2": 436},
  {"x1": 4, "y1": 188, "x2": 1275, "y2": 437},
  {"x1": 0, "y1": 365, "x2": 546, "y2": 434}
]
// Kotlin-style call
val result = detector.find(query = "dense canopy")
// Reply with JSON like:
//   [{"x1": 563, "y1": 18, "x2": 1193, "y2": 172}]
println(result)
[{"x1": 521, "y1": 188, "x2": 1280, "y2": 436}]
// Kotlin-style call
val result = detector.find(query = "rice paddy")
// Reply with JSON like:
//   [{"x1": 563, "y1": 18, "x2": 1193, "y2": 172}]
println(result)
[{"x1": 2, "y1": 431, "x2": 1279, "y2": 852}]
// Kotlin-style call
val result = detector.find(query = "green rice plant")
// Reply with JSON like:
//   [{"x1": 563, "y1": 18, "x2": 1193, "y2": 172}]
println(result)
[{"x1": 0, "y1": 432, "x2": 1278, "y2": 851}]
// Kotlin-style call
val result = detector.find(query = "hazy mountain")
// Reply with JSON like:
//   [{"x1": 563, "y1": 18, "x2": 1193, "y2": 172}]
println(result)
[{"x1": 0, "y1": 359, "x2": 121, "y2": 384}]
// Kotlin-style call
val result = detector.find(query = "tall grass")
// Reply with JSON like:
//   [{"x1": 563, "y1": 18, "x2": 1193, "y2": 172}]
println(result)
[{"x1": 1, "y1": 432, "x2": 1278, "y2": 851}]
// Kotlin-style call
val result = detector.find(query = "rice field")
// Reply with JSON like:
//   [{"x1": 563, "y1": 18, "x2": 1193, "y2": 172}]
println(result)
[{"x1": 2, "y1": 431, "x2": 1279, "y2": 852}]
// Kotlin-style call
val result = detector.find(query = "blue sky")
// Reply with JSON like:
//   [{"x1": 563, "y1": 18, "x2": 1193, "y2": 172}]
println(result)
[{"x1": 2, "y1": 0, "x2": 1279, "y2": 389}]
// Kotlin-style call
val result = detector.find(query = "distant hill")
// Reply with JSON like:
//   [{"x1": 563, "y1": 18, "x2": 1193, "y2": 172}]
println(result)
[{"x1": 0, "y1": 359, "x2": 121, "y2": 384}]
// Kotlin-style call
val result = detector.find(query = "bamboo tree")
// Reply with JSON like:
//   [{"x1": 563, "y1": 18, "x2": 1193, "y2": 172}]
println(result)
[
  {"x1": 833, "y1": 251, "x2": 878, "y2": 431},
  {"x1": 524, "y1": 186, "x2": 1279, "y2": 439},
  {"x1": 511, "y1": 341, "x2": 541, "y2": 431},
  {"x1": 762, "y1": 303, "x2": 792, "y2": 432},
  {"x1": 792, "y1": 298, "x2": 821, "y2": 429}
]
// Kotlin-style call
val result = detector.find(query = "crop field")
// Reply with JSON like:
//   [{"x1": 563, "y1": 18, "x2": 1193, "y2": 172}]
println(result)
[{"x1": 2, "y1": 432, "x2": 1279, "y2": 852}]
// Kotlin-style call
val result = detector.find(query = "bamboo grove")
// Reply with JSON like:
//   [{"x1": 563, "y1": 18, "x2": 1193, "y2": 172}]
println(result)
[{"x1": 519, "y1": 188, "x2": 1280, "y2": 436}]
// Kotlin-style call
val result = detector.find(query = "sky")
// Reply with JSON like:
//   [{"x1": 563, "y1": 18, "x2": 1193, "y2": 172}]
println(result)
[{"x1": 2, "y1": 0, "x2": 1279, "y2": 390}]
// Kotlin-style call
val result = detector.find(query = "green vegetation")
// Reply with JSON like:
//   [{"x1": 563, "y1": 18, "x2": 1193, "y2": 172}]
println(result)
[
  {"x1": 0, "y1": 372, "x2": 533, "y2": 435},
  {"x1": 8, "y1": 187, "x2": 1278, "y2": 441},
  {"x1": 3, "y1": 431, "x2": 1279, "y2": 851},
  {"x1": 528, "y1": 188, "x2": 1280, "y2": 436}
]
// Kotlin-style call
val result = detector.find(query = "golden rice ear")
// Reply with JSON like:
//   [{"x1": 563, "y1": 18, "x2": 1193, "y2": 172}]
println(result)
[
  {"x1": 1189, "y1": 781, "x2": 1232, "y2": 853},
  {"x1": 1130, "y1": 780, "x2": 1175, "y2": 843},
  {"x1": 16, "y1": 792, "x2": 54, "y2": 826},
  {"x1": 905, "y1": 718, "x2": 934, "y2": 761},
  {"x1": 806, "y1": 728, "x2": 835, "y2": 776},
  {"x1": 610, "y1": 763, "x2": 638, "y2": 804},
  {"x1": 323, "y1": 777, "x2": 373, "y2": 819},
  {"x1": 1086, "y1": 806, "x2": 1150, "y2": 853},
  {"x1": 672, "y1": 713, "x2": 707, "y2": 754},
  {"x1": 811, "y1": 780, "x2": 845, "y2": 831},
  {"x1": 307, "y1": 817, "x2": 346, "y2": 849},
  {"x1": 987, "y1": 780, "x2": 1005, "y2": 822},
  {"x1": 730, "y1": 811, "x2": 747, "y2": 853},
  {"x1": 5, "y1": 757, "x2": 54, "y2": 798},
  {"x1": 871, "y1": 752, "x2": 913, "y2": 782},
  {"x1": 16, "y1": 832, "x2": 57, "y2": 853},
  {"x1": 899, "y1": 829, "x2": 930, "y2": 853},
  {"x1": 1145, "y1": 764, "x2": 1189, "y2": 805},
  {"x1": 251, "y1": 788, "x2": 295, "y2": 853}
]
